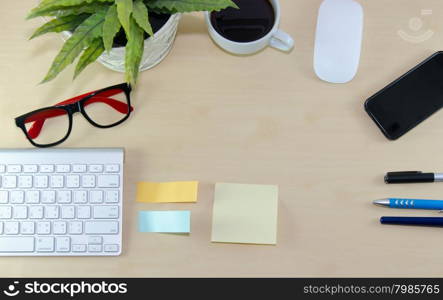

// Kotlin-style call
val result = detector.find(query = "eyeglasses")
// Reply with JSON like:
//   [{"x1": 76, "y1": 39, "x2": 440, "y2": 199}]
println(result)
[{"x1": 15, "y1": 83, "x2": 133, "y2": 148}]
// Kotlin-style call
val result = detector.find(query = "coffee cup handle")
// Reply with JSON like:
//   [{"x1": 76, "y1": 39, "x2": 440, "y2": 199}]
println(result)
[{"x1": 269, "y1": 29, "x2": 294, "y2": 52}]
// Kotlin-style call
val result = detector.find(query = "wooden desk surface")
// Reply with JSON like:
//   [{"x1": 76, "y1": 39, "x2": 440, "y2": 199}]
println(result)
[{"x1": 1, "y1": 0, "x2": 443, "y2": 277}]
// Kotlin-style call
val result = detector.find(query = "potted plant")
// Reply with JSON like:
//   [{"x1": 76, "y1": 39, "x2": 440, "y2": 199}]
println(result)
[{"x1": 28, "y1": 0, "x2": 237, "y2": 85}]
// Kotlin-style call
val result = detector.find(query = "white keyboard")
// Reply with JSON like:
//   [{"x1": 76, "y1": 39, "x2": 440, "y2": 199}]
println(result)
[{"x1": 0, "y1": 148, "x2": 124, "y2": 256}]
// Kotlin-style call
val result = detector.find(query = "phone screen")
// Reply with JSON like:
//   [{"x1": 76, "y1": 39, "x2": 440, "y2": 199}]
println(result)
[{"x1": 365, "y1": 52, "x2": 443, "y2": 140}]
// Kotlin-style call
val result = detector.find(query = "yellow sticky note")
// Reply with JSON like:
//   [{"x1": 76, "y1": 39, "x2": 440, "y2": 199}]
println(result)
[
  {"x1": 136, "y1": 181, "x2": 198, "y2": 203},
  {"x1": 211, "y1": 183, "x2": 278, "y2": 245}
]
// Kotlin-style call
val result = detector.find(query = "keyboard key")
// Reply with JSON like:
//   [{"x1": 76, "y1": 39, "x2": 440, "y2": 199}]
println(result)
[
  {"x1": 0, "y1": 191, "x2": 8, "y2": 204},
  {"x1": 53, "y1": 221, "x2": 67, "y2": 235},
  {"x1": 3, "y1": 176, "x2": 17, "y2": 188},
  {"x1": 23, "y1": 165, "x2": 38, "y2": 173},
  {"x1": 10, "y1": 191, "x2": 24, "y2": 204},
  {"x1": 72, "y1": 244, "x2": 86, "y2": 252},
  {"x1": 81, "y1": 175, "x2": 96, "y2": 188},
  {"x1": 72, "y1": 165, "x2": 87, "y2": 173},
  {"x1": 61, "y1": 206, "x2": 75, "y2": 219},
  {"x1": 0, "y1": 237, "x2": 34, "y2": 252},
  {"x1": 88, "y1": 244, "x2": 102, "y2": 252},
  {"x1": 20, "y1": 222, "x2": 35, "y2": 235},
  {"x1": 0, "y1": 206, "x2": 12, "y2": 219},
  {"x1": 93, "y1": 206, "x2": 119, "y2": 219},
  {"x1": 41, "y1": 191, "x2": 56, "y2": 204},
  {"x1": 36, "y1": 222, "x2": 51, "y2": 234},
  {"x1": 25, "y1": 191, "x2": 40, "y2": 204},
  {"x1": 97, "y1": 175, "x2": 119, "y2": 188},
  {"x1": 56, "y1": 237, "x2": 70, "y2": 252},
  {"x1": 105, "y1": 164, "x2": 119, "y2": 173},
  {"x1": 13, "y1": 206, "x2": 27, "y2": 219},
  {"x1": 73, "y1": 191, "x2": 87, "y2": 204},
  {"x1": 18, "y1": 176, "x2": 32, "y2": 188},
  {"x1": 105, "y1": 191, "x2": 119, "y2": 203},
  {"x1": 104, "y1": 244, "x2": 119, "y2": 253},
  {"x1": 36, "y1": 237, "x2": 54, "y2": 252},
  {"x1": 34, "y1": 175, "x2": 48, "y2": 188},
  {"x1": 56, "y1": 165, "x2": 70, "y2": 173},
  {"x1": 89, "y1": 165, "x2": 103, "y2": 173},
  {"x1": 44, "y1": 206, "x2": 59, "y2": 219},
  {"x1": 29, "y1": 206, "x2": 44, "y2": 219},
  {"x1": 7, "y1": 165, "x2": 21, "y2": 173},
  {"x1": 50, "y1": 175, "x2": 64, "y2": 188},
  {"x1": 66, "y1": 175, "x2": 80, "y2": 188},
  {"x1": 85, "y1": 221, "x2": 118, "y2": 234},
  {"x1": 88, "y1": 236, "x2": 102, "y2": 244},
  {"x1": 89, "y1": 191, "x2": 103, "y2": 204},
  {"x1": 56, "y1": 191, "x2": 71, "y2": 204},
  {"x1": 40, "y1": 165, "x2": 54, "y2": 173},
  {"x1": 69, "y1": 221, "x2": 83, "y2": 234},
  {"x1": 4, "y1": 222, "x2": 19, "y2": 234},
  {"x1": 77, "y1": 206, "x2": 91, "y2": 219}
]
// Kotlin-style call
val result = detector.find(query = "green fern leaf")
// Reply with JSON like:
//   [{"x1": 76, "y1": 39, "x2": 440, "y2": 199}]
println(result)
[
  {"x1": 133, "y1": 0, "x2": 153, "y2": 36},
  {"x1": 74, "y1": 38, "x2": 105, "y2": 79},
  {"x1": 28, "y1": 0, "x2": 114, "y2": 19},
  {"x1": 116, "y1": 0, "x2": 133, "y2": 35},
  {"x1": 30, "y1": 14, "x2": 88, "y2": 40},
  {"x1": 47, "y1": 3, "x2": 109, "y2": 18},
  {"x1": 103, "y1": 4, "x2": 121, "y2": 52},
  {"x1": 145, "y1": 0, "x2": 238, "y2": 13},
  {"x1": 125, "y1": 16, "x2": 144, "y2": 86},
  {"x1": 42, "y1": 9, "x2": 107, "y2": 83}
]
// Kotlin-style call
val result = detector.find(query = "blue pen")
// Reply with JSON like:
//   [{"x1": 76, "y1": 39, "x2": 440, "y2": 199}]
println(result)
[
  {"x1": 380, "y1": 217, "x2": 443, "y2": 227},
  {"x1": 373, "y1": 198, "x2": 443, "y2": 210}
]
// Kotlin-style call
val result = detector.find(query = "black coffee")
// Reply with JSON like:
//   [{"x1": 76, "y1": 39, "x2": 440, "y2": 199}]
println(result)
[{"x1": 210, "y1": 0, "x2": 275, "y2": 43}]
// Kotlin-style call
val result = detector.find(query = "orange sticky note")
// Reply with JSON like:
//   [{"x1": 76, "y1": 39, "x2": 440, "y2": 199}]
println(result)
[{"x1": 136, "y1": 181, "x2": 199, "y2": 203}]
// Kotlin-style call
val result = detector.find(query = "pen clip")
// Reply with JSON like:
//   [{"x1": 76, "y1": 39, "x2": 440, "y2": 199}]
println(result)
[{"x1": 386, "y1": 171, "x2": 423, "y2": 175}]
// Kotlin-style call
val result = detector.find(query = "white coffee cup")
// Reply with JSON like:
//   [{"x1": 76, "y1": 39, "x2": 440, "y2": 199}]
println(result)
[{"x1": 204, "y1": 0, "x2": 294, "y2": 55}]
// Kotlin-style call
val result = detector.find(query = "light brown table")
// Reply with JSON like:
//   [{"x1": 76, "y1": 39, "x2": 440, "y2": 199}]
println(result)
[{"x1": 1, "y1": 0, "x2": 443, "y2": 277}]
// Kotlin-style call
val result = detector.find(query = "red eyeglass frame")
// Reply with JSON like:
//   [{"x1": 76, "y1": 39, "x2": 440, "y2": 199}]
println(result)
[{"x1": 15, "y1": 83, "x2": 133, "y2": 148}]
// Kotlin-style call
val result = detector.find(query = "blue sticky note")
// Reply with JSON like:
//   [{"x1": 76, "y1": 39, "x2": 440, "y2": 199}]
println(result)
[{"x1": 138, "y1": 211, "x2": 191, "y2": 233}]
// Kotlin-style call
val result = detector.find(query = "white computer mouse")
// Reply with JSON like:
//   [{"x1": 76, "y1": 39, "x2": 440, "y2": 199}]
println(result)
[{"x1": 313, "y1": 0, "x2": 364, "y2": 83}]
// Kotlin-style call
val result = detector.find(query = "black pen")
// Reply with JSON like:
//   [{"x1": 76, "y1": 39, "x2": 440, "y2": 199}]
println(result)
[
  {"x1": 380, "y1": 216, "x2": 443, "y2": 227},
  {"x1": 385, "y1": 171, "x2": 443, "y2": 184}
]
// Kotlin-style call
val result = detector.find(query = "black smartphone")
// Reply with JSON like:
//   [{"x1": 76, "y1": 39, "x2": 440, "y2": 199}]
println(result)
[{"x1": 365, "y1": 51, "x2": 443, "y2": 140}]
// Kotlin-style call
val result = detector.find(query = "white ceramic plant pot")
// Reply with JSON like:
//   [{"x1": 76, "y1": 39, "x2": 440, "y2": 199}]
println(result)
[
  {"x1": 98, "y1": 13, "x2": 181, "y2": 72},
  {"x1": 62, "y1": 13, "x2": 181, "y2": 72}
]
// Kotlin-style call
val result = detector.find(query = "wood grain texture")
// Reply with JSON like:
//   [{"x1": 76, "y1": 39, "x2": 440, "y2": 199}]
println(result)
[{"x1": 1, "y1": 0, "x2": 443, "y2": 277}]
